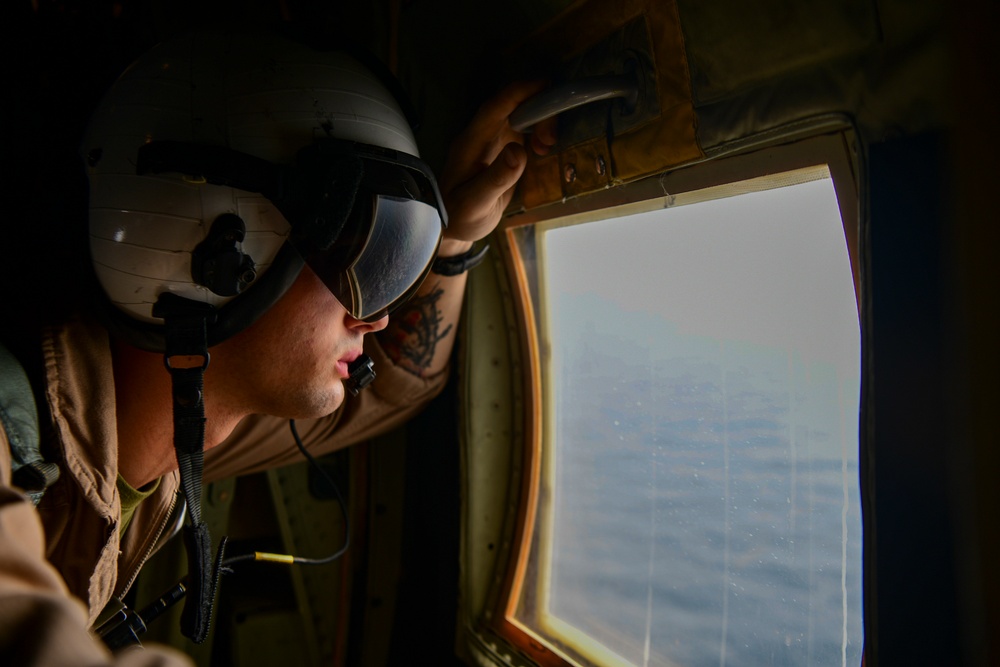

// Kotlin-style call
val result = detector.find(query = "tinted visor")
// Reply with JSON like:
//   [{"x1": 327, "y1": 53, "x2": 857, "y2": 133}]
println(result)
[
  {"x1": 307, "y1": 194, "x2": 442, "y2": 321},
  {"x1": 299, "y1": 142, "x2": 446, "y2": 322}
]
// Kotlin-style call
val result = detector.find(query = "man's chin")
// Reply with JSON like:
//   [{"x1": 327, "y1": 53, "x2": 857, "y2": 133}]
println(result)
[
  {"x1": 283, "y1": 383, "x2": 346, "y2": 421},
  {"x1": 315, "y1": 386, "x2": 346, "y2": 418}
]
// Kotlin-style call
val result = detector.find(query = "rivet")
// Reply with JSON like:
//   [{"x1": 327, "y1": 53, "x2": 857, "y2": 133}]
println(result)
[
  {"x1": 174, "y1": 387, "x2": 202, "y2": 408},
  {"x1": 564, "y1": 163, "x2": 577, "y2": 183}
]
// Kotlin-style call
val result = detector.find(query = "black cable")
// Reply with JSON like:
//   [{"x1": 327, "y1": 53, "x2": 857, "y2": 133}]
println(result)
[
  {"x1": 102, "y1": 420, "x2": 353, "y2": 650},
  {"x1": 222, "y1": 419, "x2": 351, "y2": 567},
  {"x1": 284, "y1": 418, "x2": 352, "y2": 563}
]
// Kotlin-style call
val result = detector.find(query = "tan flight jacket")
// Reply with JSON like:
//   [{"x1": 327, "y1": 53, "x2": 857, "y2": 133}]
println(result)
[{"x1": 0, "y1": 316, "x2": 449, "y2": 666}]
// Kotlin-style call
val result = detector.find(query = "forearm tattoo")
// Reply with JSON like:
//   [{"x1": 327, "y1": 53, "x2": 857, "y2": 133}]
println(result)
[{"x1": 379, "y1": 284, "x2": 453, "y2": 376}]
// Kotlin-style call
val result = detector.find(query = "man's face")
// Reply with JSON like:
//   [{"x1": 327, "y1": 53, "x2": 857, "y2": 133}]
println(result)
[{"x1": 208, "y1": 265, "x2": 388, "y2": 420}]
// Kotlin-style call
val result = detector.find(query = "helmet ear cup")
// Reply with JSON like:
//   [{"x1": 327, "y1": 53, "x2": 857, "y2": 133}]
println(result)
[{"x1": 191, "y1": 214, "x2": 258, "y2": 296}]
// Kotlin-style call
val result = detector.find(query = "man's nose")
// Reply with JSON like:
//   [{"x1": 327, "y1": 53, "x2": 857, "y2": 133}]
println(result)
[{"x1": 345, "y1": 312, "x2": 389, "y2": 334}]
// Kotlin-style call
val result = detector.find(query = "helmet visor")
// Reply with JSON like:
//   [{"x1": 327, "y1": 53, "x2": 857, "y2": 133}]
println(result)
[
  {"x1": 296, "y1": 140, "x2": 447, "y2": 322},
  {"x1": 307, "y1": 194, "x2": 442, "y2": 321}
]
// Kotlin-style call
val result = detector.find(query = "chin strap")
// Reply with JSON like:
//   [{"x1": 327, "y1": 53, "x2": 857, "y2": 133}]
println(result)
[{"x1": 153, "y1": 294, "x2": 227, "y2": 644}]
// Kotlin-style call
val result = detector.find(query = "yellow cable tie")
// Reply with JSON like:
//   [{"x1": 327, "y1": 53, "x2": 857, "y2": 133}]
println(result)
[{"x1": 254, "y1": 552, "x2": 295, "y2": 564}]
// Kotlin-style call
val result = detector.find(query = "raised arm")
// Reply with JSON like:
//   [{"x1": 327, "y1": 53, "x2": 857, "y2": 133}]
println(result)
[{"x1": 377, "y1": 81, "x2": 556, "y2": 377}]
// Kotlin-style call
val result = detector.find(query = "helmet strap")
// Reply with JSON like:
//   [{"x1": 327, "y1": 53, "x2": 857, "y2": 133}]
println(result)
[{"x1": 153, "y1": 293, "x2": 227, "y2": 644}]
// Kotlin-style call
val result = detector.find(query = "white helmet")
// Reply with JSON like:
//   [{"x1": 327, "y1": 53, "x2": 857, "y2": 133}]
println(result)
[{"x1": 84, "y1": 29, "x2": 446, "y2": 350}]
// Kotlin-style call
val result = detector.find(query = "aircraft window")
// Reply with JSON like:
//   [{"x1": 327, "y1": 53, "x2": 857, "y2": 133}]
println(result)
[{"x1": 503, "y1": 165, "x2": 862, "y2": 667}]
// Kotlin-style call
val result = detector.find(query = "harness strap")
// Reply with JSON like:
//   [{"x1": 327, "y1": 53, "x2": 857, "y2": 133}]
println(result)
[{"x1": 153, "y1": 294, "x2": 226, "y2": 644}]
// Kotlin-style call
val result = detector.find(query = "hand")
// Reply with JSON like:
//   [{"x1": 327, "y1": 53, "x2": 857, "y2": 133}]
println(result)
[{"x1": 437, "y1": 80, "x2": 557, "y2": 253}]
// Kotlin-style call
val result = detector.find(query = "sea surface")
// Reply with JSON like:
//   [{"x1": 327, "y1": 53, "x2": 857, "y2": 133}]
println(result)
[{"x1": 523, "y1": 296, "x2": 864, "y2": 667}]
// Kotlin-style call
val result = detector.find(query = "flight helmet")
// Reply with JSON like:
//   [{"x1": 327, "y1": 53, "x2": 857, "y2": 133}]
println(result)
[{"x1": 84, "y1": 29, "x2": 446, "y2": 351}]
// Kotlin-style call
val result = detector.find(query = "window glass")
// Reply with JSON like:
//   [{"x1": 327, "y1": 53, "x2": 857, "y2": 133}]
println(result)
[{"x1": 509, "y1": 167, "x2": 863, "y2": 667}]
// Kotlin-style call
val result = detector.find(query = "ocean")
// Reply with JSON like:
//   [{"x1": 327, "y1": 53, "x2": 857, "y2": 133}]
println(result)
[{"x1": 520, "y1": 302, "x2": 864, "y2": 667}]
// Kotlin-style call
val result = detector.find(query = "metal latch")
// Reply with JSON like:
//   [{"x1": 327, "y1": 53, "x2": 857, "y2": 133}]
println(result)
[{"x1": 511, "y1": 16, "x2": 659, "y2": 149}]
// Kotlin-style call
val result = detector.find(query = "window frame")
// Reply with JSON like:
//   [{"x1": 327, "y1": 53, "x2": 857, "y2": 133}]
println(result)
[{"x1": 486, "y1": 128, "x2": 862, "y2": 667}]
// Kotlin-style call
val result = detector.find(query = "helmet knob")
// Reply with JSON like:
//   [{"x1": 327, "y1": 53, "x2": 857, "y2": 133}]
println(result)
[{"x1": 191, "y1": 214, "x2": 257, "y2": 297}]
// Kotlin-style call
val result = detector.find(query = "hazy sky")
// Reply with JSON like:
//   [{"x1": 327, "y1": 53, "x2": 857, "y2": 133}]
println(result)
[{"x1": 541, "y1": 177, "x2": 860, "y2": 378}]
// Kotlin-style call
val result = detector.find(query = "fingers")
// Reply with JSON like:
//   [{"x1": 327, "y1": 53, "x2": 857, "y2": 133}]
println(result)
[
  {"x1": 497, "y1": 142, "x2": 527, "y2": 175},
  {"x1": 483, "y1": 80, "x2": 557, "y2": 157},
  {"x1": 438, "y1": 80, "x2": 560, "y2": 242},
  {"x1": 472, "y1": 79, "x2": 549, "y2": 130},
  {"x1": 452, "y1": 80, "x2": 549, "y2": 161},
  {"x1": 444, "y1": 142, "x2": 526, "y2": 241},
  {"x1": 461, "y1": 142, "x2": 526, "y2": 216},
  {"x1": 442, "y1": 80, "x2": 556, "y2": 192},
  {"x1": 489, "y1": 81, "x2": 558, "y2": 159},
  {"x1": 529, "y1": 115, "x2": 558, "y2": 155}
]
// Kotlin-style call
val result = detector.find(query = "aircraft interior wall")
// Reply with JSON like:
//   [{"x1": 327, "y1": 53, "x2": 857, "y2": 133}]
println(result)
[{"x1": 4, "y1": 0, "x2": 998, "y2": 665}]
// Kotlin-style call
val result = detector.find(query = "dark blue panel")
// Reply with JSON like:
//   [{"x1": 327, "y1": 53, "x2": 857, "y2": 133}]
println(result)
[{"x1": 866, "y1": 131, "x2": 960, "y2": 666}]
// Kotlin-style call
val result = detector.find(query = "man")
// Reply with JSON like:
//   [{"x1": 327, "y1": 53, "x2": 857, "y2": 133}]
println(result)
[{"x1": 0, "y1": 29, "x2": 554, "y2": 665}]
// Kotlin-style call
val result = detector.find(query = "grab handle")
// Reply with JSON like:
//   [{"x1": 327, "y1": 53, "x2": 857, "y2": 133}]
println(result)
[{"x1": 509, "y1": 73, "x2": 640, "y2": 132}]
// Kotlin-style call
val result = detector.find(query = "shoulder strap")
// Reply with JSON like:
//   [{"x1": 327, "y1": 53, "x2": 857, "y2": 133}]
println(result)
[{"x1": 0, "y1": 340, "x2": 60, "y2": 504}]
